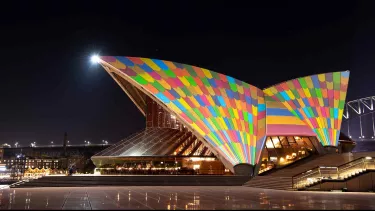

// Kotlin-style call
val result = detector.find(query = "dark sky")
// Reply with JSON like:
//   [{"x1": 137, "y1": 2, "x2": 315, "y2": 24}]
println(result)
[{"x1": 1, "y1": 1, "x2": 375, "y2": 146}]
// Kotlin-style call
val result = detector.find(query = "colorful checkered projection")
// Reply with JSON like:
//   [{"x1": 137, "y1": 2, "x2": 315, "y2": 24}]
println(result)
[
  {"x1": 265, "y1": 95, "x2": 316, "y2": 136},
  {"x1": 99, "y1": 56, "x2": 266, "y2": 166},
  {"x1": 263, "y1": 71, "x2": 349, "y2": 146}
]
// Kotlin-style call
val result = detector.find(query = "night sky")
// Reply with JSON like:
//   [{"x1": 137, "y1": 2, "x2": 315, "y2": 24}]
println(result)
[{"x1": 1, "y1": 1, "x2": 375, "y2": 146}]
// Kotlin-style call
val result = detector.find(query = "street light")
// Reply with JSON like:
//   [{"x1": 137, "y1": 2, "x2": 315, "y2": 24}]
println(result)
[{"x1": 15, "y1": 142, "x2": 18, "y2": 148}]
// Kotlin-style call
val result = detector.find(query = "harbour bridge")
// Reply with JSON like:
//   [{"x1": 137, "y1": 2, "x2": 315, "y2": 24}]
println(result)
[{"x1": 342, "y1": 96, "x2": 375, "y2": 142}]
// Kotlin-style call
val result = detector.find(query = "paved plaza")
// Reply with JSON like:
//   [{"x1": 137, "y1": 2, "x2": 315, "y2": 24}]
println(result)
[{"x1": 0, "y1": 186, "x2": 374, "y2": 210}]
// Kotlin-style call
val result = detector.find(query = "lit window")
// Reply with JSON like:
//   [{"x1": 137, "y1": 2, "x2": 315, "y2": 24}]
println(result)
[
  {"x1": 265, "y1": 137, "x2": 274, "y2": 148},
  {"x1": 271, "y1": 137, "x2": 282, "y2": 148},
  {"x1": 270, "y1": 157, "x2": 277, "y2": 162},
  {"x1": 279, "y1": 136, "x2": 289, "y2": 146}
]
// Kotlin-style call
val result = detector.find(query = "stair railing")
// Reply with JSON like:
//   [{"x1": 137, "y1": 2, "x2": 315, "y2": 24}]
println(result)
[
  {"x1": 292, "y1": 166, "x2": 320, "y2": 189},
  {"x1": 292, "y1": 157, "x2": 375, "y2": 189}
]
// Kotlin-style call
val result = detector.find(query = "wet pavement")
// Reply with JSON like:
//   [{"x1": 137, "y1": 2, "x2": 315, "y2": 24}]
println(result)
[{"x1": 0, "y1": 186, "x2": 374, "y2": 210}]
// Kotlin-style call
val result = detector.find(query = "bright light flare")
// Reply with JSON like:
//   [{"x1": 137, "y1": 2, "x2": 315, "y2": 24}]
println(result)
[{"x1": 91, "y1": 55, "x2": 100, "y2": 64}]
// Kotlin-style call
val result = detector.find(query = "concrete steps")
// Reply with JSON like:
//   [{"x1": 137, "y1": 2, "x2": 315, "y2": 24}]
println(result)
[
  {"x1": 243, "y1": 176, "x2": 294, "y2": 191},
  {"x1": 12, "y1": 175, "x2": 251, "y2": 188},
  {"x1": 244, "y1": 153, "x2": 358, "y2": 191}
]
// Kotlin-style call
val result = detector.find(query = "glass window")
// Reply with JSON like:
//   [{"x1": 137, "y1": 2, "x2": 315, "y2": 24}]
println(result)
[
  {"x1": 265, "y1": 137, "x2": 274, "y2": 148},
  {"x1": 271, "y1": 137, "x2": 282, "y2": 148},
  {"x1": 287, "y1": 136, "x2": 296, "y2": 143},
  {"x1": 295, "y1": 136, "x2": 306, "y2": 146},
  {"x1": 287, "y1": 136, "x2": 298, "y2": 147},
  {"x1": 302, "y1": 137, "x2": 315, "y2": 151},
  {"x1": 279, "y1": 136, "x2": 289, "y2": 146}
]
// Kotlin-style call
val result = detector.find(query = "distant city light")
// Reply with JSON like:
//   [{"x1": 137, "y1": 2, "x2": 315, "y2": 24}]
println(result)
[{"x1": 91, "y1": 55, "x2": 100, "y2": 64}]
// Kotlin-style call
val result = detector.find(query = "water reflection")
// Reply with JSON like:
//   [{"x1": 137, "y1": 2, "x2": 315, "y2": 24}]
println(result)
[
  {"x1": 0, "y1": 187, "x2": 373, "y2": 210},
  {"x1": 342, "y1": 203, "x2": 355, "y2": 210},
  {"x1": 24, "y1": 192, "x2": 30, "y2": 210},
  {"x1": 259, "y1": 192, "x2": 270, "y2": 205},
  {"x1": 185, "y1": 192, "x2": 200, "y2": 210}
]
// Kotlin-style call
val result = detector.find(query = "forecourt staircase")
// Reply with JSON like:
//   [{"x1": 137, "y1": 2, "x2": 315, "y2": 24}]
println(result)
[{"x1": 243, "y1": 152, "x2": 375, "y2": 190}]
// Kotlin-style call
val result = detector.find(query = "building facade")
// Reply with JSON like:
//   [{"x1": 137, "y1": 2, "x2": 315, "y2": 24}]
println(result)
[
  {"x1": 1, "y1": 145, "x2": 110, "y2": 174},
  {"x1": 92, "y1": 56, "x2": 350, "y2": 176}
]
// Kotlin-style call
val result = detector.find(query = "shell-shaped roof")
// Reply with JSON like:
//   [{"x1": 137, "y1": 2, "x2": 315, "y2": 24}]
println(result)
[
  {"x1": 263, "y1": 71, "x2": 350, "y2": 146},
  {"x1": 99, "y1": 56, "x2": 266, "y2": 166}
]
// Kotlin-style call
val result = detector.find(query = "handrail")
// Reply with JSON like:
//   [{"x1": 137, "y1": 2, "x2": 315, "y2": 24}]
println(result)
[
  {"x1": 292, "y1": 157, "x2": 375, "y2": 189},
  {"x1": 292, "y1": 165, "x2": 320, "y2": 178},
  {"x1": 337, "y1": 157, "x2": 364, "y2": 168}
]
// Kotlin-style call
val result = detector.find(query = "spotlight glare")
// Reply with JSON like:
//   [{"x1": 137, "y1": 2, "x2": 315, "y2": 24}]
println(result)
[{"x1": 91, "y1": 55, "x2": 100, "y2": 63}]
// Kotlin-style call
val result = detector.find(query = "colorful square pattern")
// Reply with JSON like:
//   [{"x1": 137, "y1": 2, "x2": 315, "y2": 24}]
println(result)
[
  {"x1": 99, "y1": 56, "x2": 267, "y2": 166},
  {"x1": 263, "y1": 71, "x2": 350, "y2": 146},
  {"x1": 265, "y1": 95, "x2": 316, "y2": 136}
]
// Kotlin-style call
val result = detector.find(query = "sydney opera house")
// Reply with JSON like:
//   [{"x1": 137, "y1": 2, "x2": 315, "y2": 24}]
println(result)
[{"x1": 91, "y1": 56, "x2": 350, "y2": 177}]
